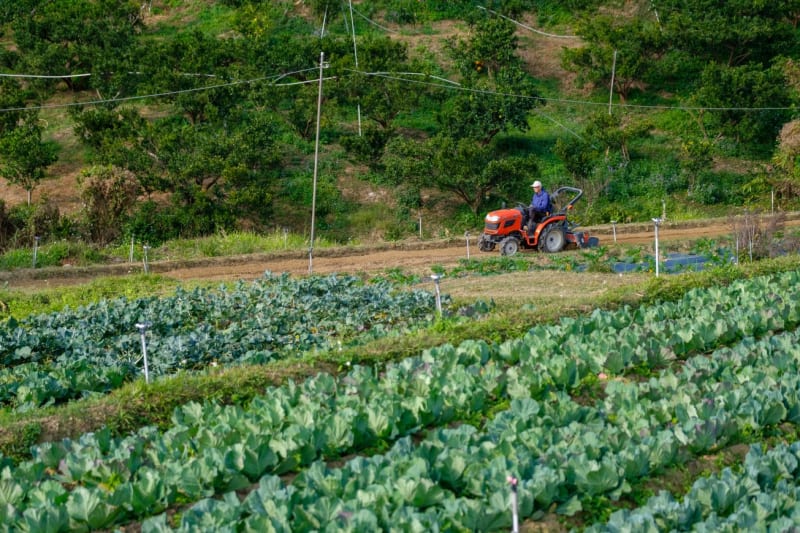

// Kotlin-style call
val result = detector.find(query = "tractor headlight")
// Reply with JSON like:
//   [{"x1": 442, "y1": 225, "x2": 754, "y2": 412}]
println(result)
[{"x1": 486, "y1": 215, "x2": 500, "y2": 222}]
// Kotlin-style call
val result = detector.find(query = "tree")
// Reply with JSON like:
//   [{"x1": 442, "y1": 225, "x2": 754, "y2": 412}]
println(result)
[
  {"x1": 768, "y1": 119, "x2": 800, "y2": 201},
  {"x1": 378, "y1": 13, "x2": 543, "y2": 216},
  {"x1": 78, "y1": 165, "x2": 140, "y2": 244},
  {"x1": 584, "y1": 111, "x2": 651, "y2": 163},
  {"x1": 562, "y1": 15, "x2": 665, "y2": 101},
  {"x1": 333, "y1": 35, "x2": 440, "y2": 167},
  {"x1": 553, "y1": 137, "x2": 599, "y2": 183},
  {"x1": 452, "y1": 15, "x2": 519, "y2": 79},
  {"x1": 136, "y1": 30, "x2": 243, "y2": 126},
  {"x1": 11, "y1": 0, "x2": 143, "y2": 94},
  {"x1": 382, "y1": 134, "x2": 538, "y2": 216},
  {"x1": 691, "y1": 62, "x2": 792, "y2": 148},
  {"x1": 437, "y1": 66, "x2": 538, "y2": 146},
  {"x1": 0, "y1": 121, "x2": 58, "y2": 205},
  {"x1": 0, "y1": 79, "x2": 32, "y2": 135},
  {"x1": 656, "y1": 0, "x2": 800, "y2": 68}
]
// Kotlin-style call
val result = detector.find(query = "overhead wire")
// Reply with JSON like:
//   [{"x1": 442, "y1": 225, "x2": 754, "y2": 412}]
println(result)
[
  {"x1": 1, "y1": 66, "x2": 793, "y2": 114},
  {"x1": 476, "y1": 6, "x2": 578, "y2": 39},
  {"x1": 0, "y1": 67, "x2": 321, "y2": 113}
]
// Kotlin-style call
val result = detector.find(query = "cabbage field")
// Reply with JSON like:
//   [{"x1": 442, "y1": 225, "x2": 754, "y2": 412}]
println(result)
[
  {"x1": 2, "y1": 269, "x2": 800, "y2": 531},
  {"x1": 0, "y1": 273, "x2": 441, "y2": 412}
]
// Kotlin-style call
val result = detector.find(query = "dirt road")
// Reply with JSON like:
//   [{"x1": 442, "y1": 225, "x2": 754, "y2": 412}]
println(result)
[{"x1": 3, "y1": 213, "x2": 799, "y2": 289}]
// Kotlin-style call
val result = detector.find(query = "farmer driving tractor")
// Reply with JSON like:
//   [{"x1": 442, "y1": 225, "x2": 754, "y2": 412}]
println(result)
[{"x1": 529, "y1": 180, "x2": 552, "y2": 229}]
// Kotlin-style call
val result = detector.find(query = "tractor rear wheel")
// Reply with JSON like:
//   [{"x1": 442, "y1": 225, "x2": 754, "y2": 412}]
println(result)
[
  {"x1": 499, "y1": 236, "x2": 520, "y2": 256},
  {"x1": 540, "y1": 226, "x2": 566, "y2": 253},
  {"x1": 478, "y1": 234, "x2": 495, "y2": 252}
]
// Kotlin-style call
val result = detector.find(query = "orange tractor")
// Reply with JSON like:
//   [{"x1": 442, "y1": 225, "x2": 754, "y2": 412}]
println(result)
[{"x1": 477, "y1": 186, "x2": 599, "y2": 256}]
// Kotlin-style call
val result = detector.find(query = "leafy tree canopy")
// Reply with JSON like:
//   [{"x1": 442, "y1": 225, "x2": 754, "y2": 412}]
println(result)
[
  {"x1": 12, "y1": 0, "x2": 143, "y2": 93},
  {"x1": 0, "y1": 120, "x2": 59, "y2": 204},
  {"x1": 656, "y1": 0, "x2": 800, "y2": 67}
]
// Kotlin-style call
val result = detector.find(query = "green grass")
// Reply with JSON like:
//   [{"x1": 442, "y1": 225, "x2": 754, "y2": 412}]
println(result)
[
  {"x1": 0, "y1": 230, "x2": 337, "y2": 268},
  {"x1": 0, "y1": 274, "x2": 183, "y2": 320},
  {"x1": 147, "y1": 230, "x2": 331, "y2": 260},
  {"x1": 0, "y1": 240, "x2": 108, "y2": 270},
  {"x1": 144, "y1": 1, "x2": 238, "y2": 37}
]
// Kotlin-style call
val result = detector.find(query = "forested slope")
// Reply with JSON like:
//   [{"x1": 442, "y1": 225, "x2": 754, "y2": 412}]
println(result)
[{"x1": 1, "y1": 0, "x2": 799, "y2": 250}]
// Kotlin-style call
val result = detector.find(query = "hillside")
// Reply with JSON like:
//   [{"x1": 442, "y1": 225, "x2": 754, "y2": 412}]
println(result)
[{"x1": 1, "y1": 0, "x2": 799, "y2": 250}]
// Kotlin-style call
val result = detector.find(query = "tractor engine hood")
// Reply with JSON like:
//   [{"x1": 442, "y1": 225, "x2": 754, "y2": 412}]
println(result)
[{"x1": 484, "y1": 207, "x2": 523, "y2": 223}]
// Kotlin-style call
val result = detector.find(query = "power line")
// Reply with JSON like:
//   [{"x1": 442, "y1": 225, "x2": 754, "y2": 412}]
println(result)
[
  {"x1": 353, "y1": 70, "x2": 796, "y2": 112},
  {"x1": 477, "y1": 6, "x2": 578, "y2": 39},
  {"x1": 2, "y1": 67, "x2": 318, "y2": 81},
  {"x1": 0, "y1": 72, "x2": 92, "y2": 79},
  {"x1": 350, "y1": 6, "x2": 400, "y2": 35},
  {"x1": 1, "y1": 66, "x2": 793, "y2": 115},
  {"x1": 0, "y1": 67, "x2": 321, "y2": 113}
]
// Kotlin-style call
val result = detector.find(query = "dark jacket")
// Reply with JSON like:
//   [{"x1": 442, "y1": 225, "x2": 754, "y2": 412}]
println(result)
[{"x1": 531, "y1": 189, "x2": 552, "y2": 213}]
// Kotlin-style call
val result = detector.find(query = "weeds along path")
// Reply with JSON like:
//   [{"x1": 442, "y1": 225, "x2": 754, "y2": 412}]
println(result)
[{"x1": 2, "y1": 213, "x2": 800, "y2": 289}]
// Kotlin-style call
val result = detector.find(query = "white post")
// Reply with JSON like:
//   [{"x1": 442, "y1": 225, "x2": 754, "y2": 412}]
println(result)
[
  {"x1": 662, "y1": 198, "x2": 666, "y2": 221},
  {"x1": 129, "y1": 235, "x2": 135, "y2": 263},
  {"x1": 282, "y1": 227, "x2": 288, "y2": 249},
  {"x1": 464, "y1": 231, "x2": 470, "y2": 259},
  {"x1": 771, "y1": 189, "x2": 775, "y2": 214},
  {"x1": 419, "y1": 212, "x2": 423, "y2": 239},
  {"x1": 143, "y1": 245, "x2": 150, "y2": 273},
  {"x1": 608, "y1": 50, "x2": 617, "y2": 115},
  {"x1": 431, "y1": 274, "x2": 442, "y2": 317},
  {"x1": 135, "y1": 322, "x2": 151, "y2": 384},
  {"x1": 611, "y1": 221, "x2": 617, "y2": 243},
  {"x1": 32, "y1": 236, "x2": 40, "y2": 268},
  {"x1": 652, "y1": 218, "x2": 662, "y2": 277},
  {"x1": 348, "y1": 0, "x2": 362, "y2": 136},
  {"x1": 508, "y1": 476, "x2": 519, "y2": 533},
  {"x1": 309, "y1": 51, "x2": 325, "y2": 274}
]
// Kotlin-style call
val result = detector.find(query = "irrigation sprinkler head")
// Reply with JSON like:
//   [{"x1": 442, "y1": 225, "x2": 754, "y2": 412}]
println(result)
[
  {"x1": 652, "y1": 217, "x2": 662, "y2": 226},
  {"x1": 135, "y1": 322, "x2": 152, "y2": 333},
  {"x1": 430, "y1": 273, "x2": 442, "y2": 282}
]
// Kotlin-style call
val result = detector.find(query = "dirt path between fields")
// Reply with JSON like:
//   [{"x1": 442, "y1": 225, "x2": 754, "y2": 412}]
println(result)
[{"x1": 2, "y1": 213, "x2": 799, "y2": 289}]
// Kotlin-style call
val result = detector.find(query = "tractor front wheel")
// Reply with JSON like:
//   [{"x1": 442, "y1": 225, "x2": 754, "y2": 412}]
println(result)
[
  {"x1": 540, "y1": 226, "x2": 566, "y2": 253},
  {"x1": 478, "y1": 234, "x2": 495, "y2": 252},
  {"x1": 499, "y1": 236, "x2": 520, "y2": 256}
]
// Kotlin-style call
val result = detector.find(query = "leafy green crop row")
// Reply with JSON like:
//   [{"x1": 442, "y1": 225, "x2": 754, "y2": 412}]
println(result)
[
  {"x1": 0, "y1": 273, "x2": 441, "y2": 411},
  {"x1": 149, "y1": 320, "x2": 800, "y2": 531},
  {"x1": 592, "y1": 442, "x2": 800, "y2": 531},
  {"x1": 0, "y1": 270, "x2": 797, "y2": 530}
]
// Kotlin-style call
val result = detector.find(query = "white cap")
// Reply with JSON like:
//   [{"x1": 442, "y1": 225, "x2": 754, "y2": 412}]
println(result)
[{"x1": 531, "y1": 180, "x2": 542, "y2": 188}]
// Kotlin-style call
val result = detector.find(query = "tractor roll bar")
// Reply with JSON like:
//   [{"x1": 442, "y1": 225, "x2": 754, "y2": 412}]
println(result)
[{"x1": 552, "y1": 186, "x2": 583, "y2": 213}]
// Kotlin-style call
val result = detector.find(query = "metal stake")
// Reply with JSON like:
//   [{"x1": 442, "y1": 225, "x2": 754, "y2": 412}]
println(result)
[
  {"x1": 464, "y1": 231, "x2": 470, "y2": 259},
  {"x1": 611, "y1": 221, "x2": 617, "y2": 243},
  {"x1": 309, "y1": 51, "x2": 327, "y2": 274},
  {"x1": 282, "y1": 227, "x2": 288, "y2": 249},
  {"x1": 431, "y1": 274, "x2": 443, "y2": 317},
  {"x1": 143, "y1": 245, "x2": 150, "y2": 274},
  {"x1": 32, "y1": 236, "x2": 40, "y2": 268},
  {"x1": 129, "y1": 235, "x2": 135, "y2": 263},
  {"x1": 508, "y1": 476, "x2": 519, "y2": 533},
  {"x1": 135, "y1": 322, "x2": 152, "y2": 384},
  {"x1": 652, "y1": 218, "x2": 662, "y2": 277}
]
